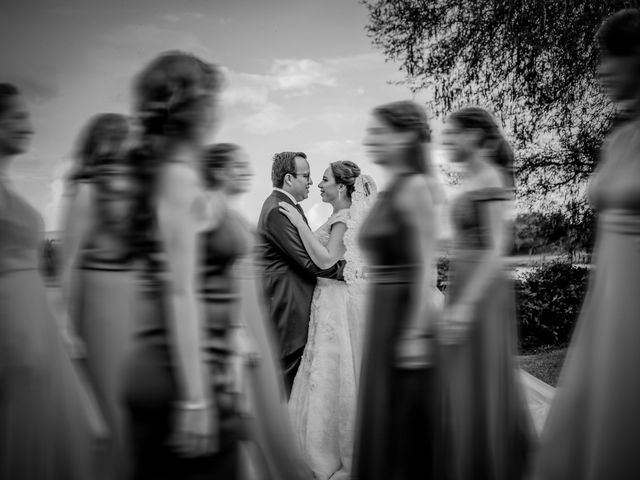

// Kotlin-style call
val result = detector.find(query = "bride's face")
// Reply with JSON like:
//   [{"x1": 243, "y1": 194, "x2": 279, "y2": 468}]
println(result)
[{"x1": 318, "y1": 167, "x2": 343, "y2": 204}]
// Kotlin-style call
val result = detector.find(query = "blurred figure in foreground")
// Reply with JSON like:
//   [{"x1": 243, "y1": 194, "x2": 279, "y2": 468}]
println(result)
[
  {"x1": 355, "y1": 100, "x2": 442, "y2": 479},
  {"x1": 59, "y1": 112, "x2": 136, "y2": 480},
  {"x1": 533, "y1": 9, "x2": 640, "y2": 479},
  {"x1": 0, "y1": 83, "x2": 99, "y2": 479},
  {"x1": 122, "y1": 52, "x2": 245, "y2": 479},
  {"x1": 202, "y1": 143, "x2": 311, "y2": 479},
  {"x1": 439, "y1": 106, "x2": 532, "y2": 480}
]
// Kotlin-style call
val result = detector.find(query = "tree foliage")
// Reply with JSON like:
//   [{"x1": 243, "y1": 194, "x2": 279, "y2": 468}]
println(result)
[
  {"x1": 361, "y1": 0, "x2": 640, "y2": 196},
  {"x1": 513, "y1": 203, "x2": 595, "y2": 260},
  {"x1": 517, "y1": 260, "x2": 590, "y2": 351}
]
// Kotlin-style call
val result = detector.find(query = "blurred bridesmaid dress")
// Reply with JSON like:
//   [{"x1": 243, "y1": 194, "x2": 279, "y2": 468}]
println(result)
[
  {"x1": 442, "y1": 187, "x2": 532, "y2": 480},
  {"x1": 533, "y1": 9, "x2": 640, "y2": 479},
  {"x1": 0, "y1": 83, "x2": 98, "y2": 480},
  {"x1": 533, "y1": 115, "x2": 640, "y2": 480},
  {"x1": 201, "y1": 143, "x2": 311, "y2": 480},
  {"x1": 61, "y1": 114, "x2": 137, "y2": 479}
]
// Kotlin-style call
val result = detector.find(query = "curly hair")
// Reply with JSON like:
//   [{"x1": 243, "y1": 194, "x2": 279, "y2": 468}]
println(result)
[
  {"x1": 330, "y1": 160, "x2": 361, "y2": 198},
  {"x1": 271, "y1": 151, "x2": 307, "y2": 188},
  {"x1": 448, "y1": 106, "x2": 515, "y2": 188}
]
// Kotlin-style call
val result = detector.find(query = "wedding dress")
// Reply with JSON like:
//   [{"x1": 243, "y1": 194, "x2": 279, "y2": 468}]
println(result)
[{"x1": 288, "y1": 176, "x2": 376, "y2": 480}]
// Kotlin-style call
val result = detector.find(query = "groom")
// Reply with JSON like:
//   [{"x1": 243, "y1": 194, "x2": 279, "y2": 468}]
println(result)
[{"x1": 257, "y1": 151, "x2": 345, "y2": 398}]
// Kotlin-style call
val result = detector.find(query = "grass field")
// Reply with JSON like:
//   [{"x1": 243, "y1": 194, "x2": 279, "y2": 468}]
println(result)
[{"x1": 519, "y1": 348, "x2": 567, "y2": 387}]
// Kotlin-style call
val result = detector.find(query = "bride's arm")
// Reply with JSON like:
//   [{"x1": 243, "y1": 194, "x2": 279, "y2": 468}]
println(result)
[{"x1": 278, "y1": 202, "x2": 346, "y2": 269}]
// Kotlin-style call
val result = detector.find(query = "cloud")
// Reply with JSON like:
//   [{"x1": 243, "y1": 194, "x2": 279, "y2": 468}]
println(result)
[
  {"x1": 222, "y1": 70, "x2": 272, "y2": 108},
  {"x1": 4, "y1": 73, "x2": 59, "y2": 104},
  {"x1": 269, "y1": 59, "x2": 337, "y2": 93},
  {"x1": 223, "y1": 57, "x2": 337, "y2": 107},
  {"x1": 308, "y1": 139, "x2": 361, "y2": 159},
  {"x1": 325, "y1": 52, "x2": 382, "y2": 71},
  {"x1": 103, "y1": 23, "x2": 213, "y2": 59},
  {"x1": 161, "y1": 11, "x2": 207, "y2": 23},
  {"x1": 243, "y1": 103, "x2": 304, "y2": 135}
]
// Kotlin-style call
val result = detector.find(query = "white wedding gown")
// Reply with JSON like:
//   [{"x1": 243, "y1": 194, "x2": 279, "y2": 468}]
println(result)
[{"x1": 289, "y1": 209, "x2": 367, "y2": 480}]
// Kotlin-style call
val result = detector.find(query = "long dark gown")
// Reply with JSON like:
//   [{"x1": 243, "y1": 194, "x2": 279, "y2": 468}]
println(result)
[
  {"x1": 533, "y1": 118, "x2": 640, "y2": 479},
  {"x1": 123, "y1": 205, "x2": 246, "y2": 480},
  {"x1": 0, "y1": 181, "x2": 95, "y2": 479},
  {"x1": 442, "y1": 187, "x2": 532, "y2": 480},
  {"x1": 355, "y1": 172, "x2": 441, "y2": 480},
  {"x1": 71, "y1": 163, "x2": 138, "y2": 480}
]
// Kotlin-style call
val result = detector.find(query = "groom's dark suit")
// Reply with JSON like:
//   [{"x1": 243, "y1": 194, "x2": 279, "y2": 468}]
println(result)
[{"x1": 256, "y1": 190, "x2": 345, "y2": 397}]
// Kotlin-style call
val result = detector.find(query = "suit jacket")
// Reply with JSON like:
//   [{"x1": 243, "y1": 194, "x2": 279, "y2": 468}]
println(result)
[{"x1": 256, "y1": 190, "x2": 345, "y2": 358}]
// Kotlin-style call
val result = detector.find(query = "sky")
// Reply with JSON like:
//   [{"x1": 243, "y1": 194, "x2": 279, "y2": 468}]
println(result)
[{"x1": 2, "y1": 0, "x2": 441, "y2": 231}]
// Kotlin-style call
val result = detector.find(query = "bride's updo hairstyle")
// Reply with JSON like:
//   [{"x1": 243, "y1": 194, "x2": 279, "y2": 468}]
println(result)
[
  {"x1": 330, "y1": 160, "x2": 361, "y2": 198},
  {"x1": 448, "y1": 106, "x2": 515, "y2": 188},
  {"x1": 372, "y1": 100, "x2": 432, "y2": 175}
]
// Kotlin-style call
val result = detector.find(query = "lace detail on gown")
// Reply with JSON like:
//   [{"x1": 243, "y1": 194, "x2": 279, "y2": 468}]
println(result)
[{"x1": 289, "y1": 209, "x2": 365, "y2": 480}]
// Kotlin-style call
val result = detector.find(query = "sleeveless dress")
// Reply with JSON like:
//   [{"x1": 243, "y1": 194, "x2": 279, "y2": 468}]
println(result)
[
  {"x1": 533, "y1": 118, "x2": 640, "y2": 479},
  {"x1": 233, "y1": 224, "x2": 313, "y2": 480},
  {"x1": 71, "y1": 163, "x2": 138, "y2": 479},
  {"x1": 0, "y1": 181, "x2": 95, "y2": 479},
  {"x1": 289, "y1": 209, "x2": 364, "y2": 480},
  {"x1": 124, "y1": 196, "x2": 245, "y2": 479},
  {"x1": 442, "y1": 187, "x2": 532, "y2": 480},
  {"x1": 355, "y1": 173, "x2": 441, "y2": 480}
]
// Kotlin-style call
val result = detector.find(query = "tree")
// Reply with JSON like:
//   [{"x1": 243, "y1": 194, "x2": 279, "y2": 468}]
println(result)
[
  {"x1": 558, "y1": 199, "x2": 596, "y2": 262},
  {"x1": 514, "y1": 212, "x2": 548, "y2": 255},
  {"x1": 361, "y1": 0, "x2": 639, "y2": 197}
]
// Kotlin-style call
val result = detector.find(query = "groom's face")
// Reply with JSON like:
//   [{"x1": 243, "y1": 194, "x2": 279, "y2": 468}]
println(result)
[{"x1": 288, "y1": 156, "x2": 312, "y2": 201}]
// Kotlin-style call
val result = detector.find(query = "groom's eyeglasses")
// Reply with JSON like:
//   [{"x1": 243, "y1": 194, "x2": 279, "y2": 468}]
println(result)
[{"x1": 290, "y1": 172, "x2": 311, "y2": 180}]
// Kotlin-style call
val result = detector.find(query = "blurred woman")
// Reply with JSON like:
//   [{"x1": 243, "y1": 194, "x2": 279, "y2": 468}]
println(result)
[
  {"x1": 122, "y1": 51, "x2": 245, "y2": 480},
  {"x1": 533, "y1": 9, "x2": 640, "y2": 479},
  {"x1": 202, "y1": 143, "x2": 311, "y2": 480},
  {"x1": 0, "y1": 83, "x2": 98, "y2": 479},
  {"x1": 439, "y1": 106, "x2": 532, "y2": 480},
  {"x1": 355, "y1": 100, "x2": 442, "y2": 479},
  {"x1": 58, "y1": 112, "x2": 136, "y2": 479}
]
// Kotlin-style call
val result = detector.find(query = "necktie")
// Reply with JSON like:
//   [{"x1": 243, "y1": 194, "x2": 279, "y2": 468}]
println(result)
[{"x1": 294, "y1": 203, "x2": 309, "y2": 226}]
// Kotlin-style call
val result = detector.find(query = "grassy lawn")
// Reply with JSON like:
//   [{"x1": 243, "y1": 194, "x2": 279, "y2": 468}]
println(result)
[{"x1": 519, "y1": 348, "x2": 567, "y2": 387}]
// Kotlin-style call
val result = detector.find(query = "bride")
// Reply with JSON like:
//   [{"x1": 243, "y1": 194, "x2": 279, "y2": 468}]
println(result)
[{"x1": 278, "y1": 160, "x2": 377, "y2": 480}]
